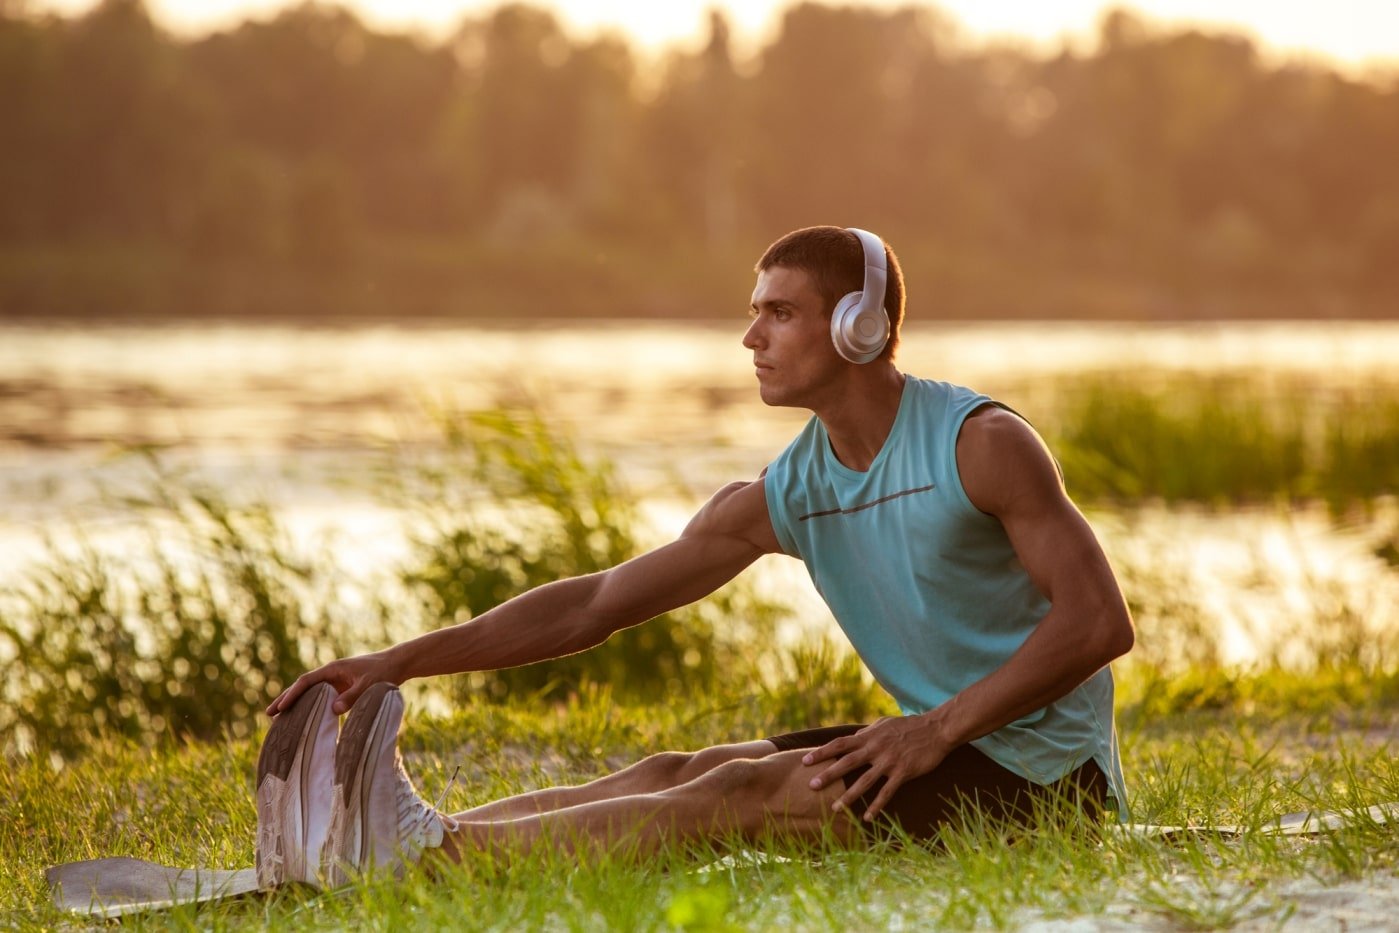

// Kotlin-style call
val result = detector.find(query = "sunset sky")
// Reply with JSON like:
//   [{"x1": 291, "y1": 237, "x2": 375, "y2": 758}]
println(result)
[{"x1": 32, "y1": 0, "x2": 1399, "y2": 73}]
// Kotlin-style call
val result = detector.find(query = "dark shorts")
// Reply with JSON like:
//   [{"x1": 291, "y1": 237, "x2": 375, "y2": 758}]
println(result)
[{"x1": 766, "y1": 724, "x2": 1108, "y2": 842}]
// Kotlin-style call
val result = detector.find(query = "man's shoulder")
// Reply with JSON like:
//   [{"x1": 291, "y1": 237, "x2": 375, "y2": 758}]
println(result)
[
  {"x1": 956, "y1": 404, "x2": 1064, "y2": 515},
  {"x1": 683, "y1": 477, "x2": 782, "y2": 554},
  {"x1": 958, "y1": 402, "x2": 1035, "y2": 448}
]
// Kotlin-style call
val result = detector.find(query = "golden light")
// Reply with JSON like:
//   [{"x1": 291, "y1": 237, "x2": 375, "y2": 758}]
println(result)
[{"x1": 30, "y1": 0, "x2": 1399, "y2": 73}]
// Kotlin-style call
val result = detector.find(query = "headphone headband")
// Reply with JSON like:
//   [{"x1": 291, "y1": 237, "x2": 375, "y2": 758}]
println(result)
[{"x1": 847, "y1": 227, "x2": 888, "y2": 316}]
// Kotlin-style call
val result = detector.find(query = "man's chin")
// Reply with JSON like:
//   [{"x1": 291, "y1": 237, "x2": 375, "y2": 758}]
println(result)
[{"x1": 757, "y1": 385, "x2": 798, "y2": 408}]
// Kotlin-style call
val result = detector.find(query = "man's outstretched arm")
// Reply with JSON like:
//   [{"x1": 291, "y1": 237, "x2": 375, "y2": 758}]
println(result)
[
  {"x1": 268, "y1": 477, "x2": 780, "y2": 716},
  {"x1": 806, "y1": 405, "x2": 1135, "y2": 818}
]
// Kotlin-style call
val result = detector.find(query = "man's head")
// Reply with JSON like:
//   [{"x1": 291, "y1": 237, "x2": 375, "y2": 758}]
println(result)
[{"x1": 754, "y1": 226, "x2": 905, "y2": 361}]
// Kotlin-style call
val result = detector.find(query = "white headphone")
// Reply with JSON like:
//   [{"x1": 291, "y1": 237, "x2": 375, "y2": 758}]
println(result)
[{"x1": 830, "y1": 227, "x2": 891, "y2": 364}]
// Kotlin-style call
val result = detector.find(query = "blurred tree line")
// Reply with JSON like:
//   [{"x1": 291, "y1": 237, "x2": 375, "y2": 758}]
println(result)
[{"x1": 1, "y1": 0, "x2": 1396, "y2": 320}]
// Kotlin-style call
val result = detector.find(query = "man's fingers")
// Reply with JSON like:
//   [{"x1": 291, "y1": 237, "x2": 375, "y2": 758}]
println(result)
[
  {"x1": 862, "y1": 772, "x2": 905, "y2": 821},
  {"x1": 332, "y1": 678, "x2": 368, "y2": 715},
  {"x1": 834, "y1": 766, "x2": 884, "y2": 814},
  {"x1": 266, "y1": 675, "x2": 311, "y2": 717},
  {"x1": 266, "y1": 664, "x2": 343, "y2": 717},
  {"x1": 810, "y1": 748, "x2": 867, "y2": 790},
  {"x1": 801, "y1": 735, "x2": 852, "y2": 767},
  {"x1": 835, "y1": 764, "x2": 909, "y2": 821}
]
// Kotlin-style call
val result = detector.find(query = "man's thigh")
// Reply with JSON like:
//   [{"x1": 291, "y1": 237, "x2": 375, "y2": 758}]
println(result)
[
  {"x1": 690, "y1": 739, "x2": 783, "y2": 769},
  {"x1": 766, "y1": 724, "x2": 1108, "y2": 842},
  {"x1": 643, "y1": 739, "x2": 777, "y2": 785}
]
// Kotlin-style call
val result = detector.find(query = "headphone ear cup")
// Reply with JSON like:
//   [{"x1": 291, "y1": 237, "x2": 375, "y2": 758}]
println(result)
[
  {"x1": 831, "y1": 291, "x2": 889, "y2": 364},
  {"x1": 830, "y1": 292, "x2": 864, "y2": 362}
]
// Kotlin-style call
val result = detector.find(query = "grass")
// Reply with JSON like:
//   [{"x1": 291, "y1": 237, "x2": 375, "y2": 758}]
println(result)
[
  {"x1": 1, "y1": 664, "x2": 1397, "y2": 930},
  {"x1": 1033, "y1": 372, "x2": 1399, "y2": 509},
  {"x1": 0, "y1": 460, "x2": 360, "y2": 758}
]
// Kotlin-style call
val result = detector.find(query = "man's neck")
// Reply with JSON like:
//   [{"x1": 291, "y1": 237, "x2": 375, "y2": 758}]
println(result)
[{"x1": 813, "y1": 366, "x2": 907, "y2": 472}]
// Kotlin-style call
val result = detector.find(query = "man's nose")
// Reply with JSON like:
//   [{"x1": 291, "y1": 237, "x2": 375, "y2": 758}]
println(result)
[{"x1": 743, "y1": 317, "x2": 764, "y2": 350}]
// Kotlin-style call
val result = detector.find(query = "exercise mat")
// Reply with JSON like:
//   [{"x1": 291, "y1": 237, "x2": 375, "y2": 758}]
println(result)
[
  {"x1": 1121, "y1": 801, "x2": 1396, "y2": 843},
  {"x1": 45, "y1": 857, "x2": 262, "y2": 919}
]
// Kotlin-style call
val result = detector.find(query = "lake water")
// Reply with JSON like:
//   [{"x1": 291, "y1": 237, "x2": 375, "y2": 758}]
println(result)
[{"x1": 2, "y1": 320, "x2": 1396, "y2": 667}]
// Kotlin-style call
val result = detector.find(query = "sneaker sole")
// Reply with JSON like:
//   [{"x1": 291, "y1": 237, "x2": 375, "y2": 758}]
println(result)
[
  {"x1": 328, "y1": 682, "x2": 403, "y2": 883},
  {"x1": 255, "y1": 682, "x2": 337, "y2": 888}
]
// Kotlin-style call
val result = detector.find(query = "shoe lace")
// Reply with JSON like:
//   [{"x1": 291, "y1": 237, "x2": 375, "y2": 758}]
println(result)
[
  {"x1": 434, "y1": 766, "x2": 462, "y2": 812},
  {"x1": 395, "y1": 761, "x2": 461, "y2": 856}
]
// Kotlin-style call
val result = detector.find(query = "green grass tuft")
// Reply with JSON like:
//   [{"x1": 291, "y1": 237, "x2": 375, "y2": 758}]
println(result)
[{"x1": 1041, "y1": 373, "x2": 1399, "y2": 508}]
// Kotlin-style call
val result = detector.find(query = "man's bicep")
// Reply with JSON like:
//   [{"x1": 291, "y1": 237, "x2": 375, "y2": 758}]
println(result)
[
  {"x1": 680, "y1": 475, "x2": 782, "y2": 555},
  {"x1": 998, "y1": 479, "x2": 1135, "y2": 665},
  {"x1": 592, "y1": 478, "x2": 778, "y2": 625},
  {"x1": 1006, "y1": 493, "x2": 1119, "y2": 607}
]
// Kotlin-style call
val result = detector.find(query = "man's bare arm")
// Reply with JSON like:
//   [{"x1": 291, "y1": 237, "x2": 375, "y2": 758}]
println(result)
[
  {"x1": 268, "y1": 477, "x2": 780, "y2": 715},
  {"x1": 928, "y1": 406, "x2": 1135, "y2": 743},
  {"x1": 806, "y1": 406, "x2": 1134, "y2": 818}
]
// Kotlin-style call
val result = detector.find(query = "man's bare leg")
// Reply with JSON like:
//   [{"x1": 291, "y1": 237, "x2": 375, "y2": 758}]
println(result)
[
  {"x1": 455, "y1": 740, "x2": 779, "y2": 822},
  {"x1": 438, "y1": 749, "x2": 860, "y2": 863},
  {"x1": 324, "y1": 686, "x2": 856, "y2": 880}
]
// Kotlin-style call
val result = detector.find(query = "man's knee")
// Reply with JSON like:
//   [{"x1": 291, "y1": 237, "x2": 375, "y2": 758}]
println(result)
[{"x1": 633, "y1": 751, "x2": 693, "y2": 785}]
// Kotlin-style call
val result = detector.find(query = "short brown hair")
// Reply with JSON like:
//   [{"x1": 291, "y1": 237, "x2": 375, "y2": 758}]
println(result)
[{"x1": 755, "y1": 226, "x2": 905, "y2": 360}]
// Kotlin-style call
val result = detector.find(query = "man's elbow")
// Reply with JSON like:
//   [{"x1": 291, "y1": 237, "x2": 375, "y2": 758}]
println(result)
[
  {"x1": 1097, "y1": 603, "x2": 1135, "y2": 664},
  {"x1": 553, "y1": 572, "x2": 626, "y2": 651}
]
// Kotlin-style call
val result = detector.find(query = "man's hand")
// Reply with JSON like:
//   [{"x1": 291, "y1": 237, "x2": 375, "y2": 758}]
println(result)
[
  {"x1": 266, "y1": 649, "x2": 404, "y2": 718},
  {"x1": 802, "y1": 714, "x2": 953, "y2": 821}
]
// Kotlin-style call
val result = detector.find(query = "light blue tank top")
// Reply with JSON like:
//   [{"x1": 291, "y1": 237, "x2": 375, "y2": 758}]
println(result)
[{"x1": 764, "y1": 376, "x2": 1126, "y2": 817}]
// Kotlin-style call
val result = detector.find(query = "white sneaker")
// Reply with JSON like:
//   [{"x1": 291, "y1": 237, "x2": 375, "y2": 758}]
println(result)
[
  {"x1": 323, "y1": 682, "x2": 457, "y2": 885},
  {"x1": 255, "y1": 682, "x2": 339, "y2": 888}
]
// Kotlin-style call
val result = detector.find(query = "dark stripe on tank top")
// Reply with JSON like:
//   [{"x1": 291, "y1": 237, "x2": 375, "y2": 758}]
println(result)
[{"x1": 797, "y1": 483, "x2": 936, "y2": 522}]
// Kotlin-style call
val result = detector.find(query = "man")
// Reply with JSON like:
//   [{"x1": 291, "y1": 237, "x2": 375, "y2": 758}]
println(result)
[{"x1": 258, "y1": 226, "x2": 1133, "y2": 887}]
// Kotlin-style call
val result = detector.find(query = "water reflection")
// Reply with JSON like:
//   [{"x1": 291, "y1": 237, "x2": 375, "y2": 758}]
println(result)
[
  {"x1": 2, "y1": 321, "x2": 1396, "y2": 668},
  {"x1": 4, "y1": 320, "x2": 1398, "y2": 455}
]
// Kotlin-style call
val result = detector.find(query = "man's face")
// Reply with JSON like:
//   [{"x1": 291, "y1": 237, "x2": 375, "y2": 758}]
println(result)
[{"x1": 743, "y1": 265, "x2": 845, "y2": 409}]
